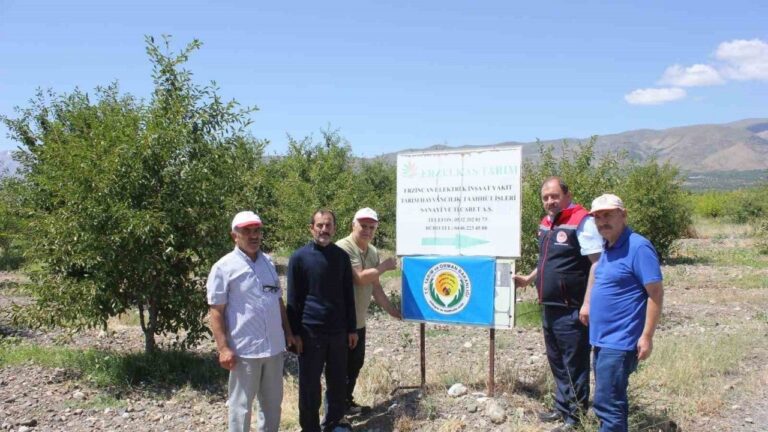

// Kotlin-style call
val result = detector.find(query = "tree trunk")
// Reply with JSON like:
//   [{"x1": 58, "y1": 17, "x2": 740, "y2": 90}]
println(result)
[{"x1": 138, "y1": 302, "x2": 158, "y2": 354}]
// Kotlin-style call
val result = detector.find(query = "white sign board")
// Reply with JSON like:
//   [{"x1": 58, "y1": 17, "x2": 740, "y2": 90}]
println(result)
[{"x1": 396, "y1": 146, "x2": 522, "y2": 257}]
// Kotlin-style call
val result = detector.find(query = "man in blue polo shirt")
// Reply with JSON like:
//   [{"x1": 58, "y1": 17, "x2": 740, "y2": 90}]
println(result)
[{"x1": 581, "y1": 194, "x2": 664, "y2": 432}]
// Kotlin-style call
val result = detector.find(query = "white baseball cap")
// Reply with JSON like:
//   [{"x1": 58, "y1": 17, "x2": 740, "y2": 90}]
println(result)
[
  {"x1": 590, "y1": 194, "x2": 626, "y2": 214},
  {"x1": 353, "y1": 207, "x2": 379, "y2": 222},
  {"x1": 231, "y1": 211, "x2": 263, "y2": 230}
]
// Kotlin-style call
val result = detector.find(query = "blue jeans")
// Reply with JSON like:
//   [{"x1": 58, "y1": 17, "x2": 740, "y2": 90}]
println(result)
[{"x1": 593, "y1": 347, "x2": 638, "y2": 432}]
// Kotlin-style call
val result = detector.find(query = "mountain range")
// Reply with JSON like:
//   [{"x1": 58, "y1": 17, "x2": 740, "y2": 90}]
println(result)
[
  {"x1": 2, "y1": 118, "x2": 767, "y2": 181},
  {"x1": 379, "y1": 118, "x2": 768, "y2": 174}
]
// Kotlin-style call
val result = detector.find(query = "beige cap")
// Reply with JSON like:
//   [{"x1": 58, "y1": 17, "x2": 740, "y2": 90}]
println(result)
[
  {"x1": 590, "y1": 194, "x2": 625, "y2": 214},
  {"x1": 353, "y1": 207, "x2": 378, "y2": 222}
]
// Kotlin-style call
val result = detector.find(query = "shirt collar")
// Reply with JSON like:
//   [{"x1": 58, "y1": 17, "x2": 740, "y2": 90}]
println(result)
[
  {"x1": 311, "y1": 241, "x2": 328, "y2": 251},
  {"x1": 604, "y1": 226, "x2": 632, "y2": 250},
  {"x1": 233, "y1": 246, "x2": 260, "y2": 263},
  {"x1": 547, "y1": 203, "x2": 577, "y2": 223},
  {"x1": 345, "y1": 234, "x2": 368, "y2": 254}
]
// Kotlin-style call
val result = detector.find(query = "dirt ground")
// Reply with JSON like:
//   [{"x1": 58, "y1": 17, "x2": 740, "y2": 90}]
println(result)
[{"x1": 1, "y1": 230, "x2": 767, "y2": 431}]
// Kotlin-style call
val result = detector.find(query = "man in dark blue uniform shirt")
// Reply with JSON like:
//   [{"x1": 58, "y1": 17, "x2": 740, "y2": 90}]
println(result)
[
  {"x1": 287, "y1": 209, "x2": 357, "y2": 432},
  {"x1": 514, "y1": 177, "x2": 602, "y2": 432}
]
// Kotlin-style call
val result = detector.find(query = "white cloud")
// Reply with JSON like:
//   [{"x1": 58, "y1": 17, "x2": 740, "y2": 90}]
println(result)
[
  {"x1": 658, "y1": 64, "x2": 724, "y2": 87},
  {"x1": 624, "y1": 87, "x2": 687, "y2": 105},
  {"x1": 626, "y1": 37, "x2": 767, "y2": 106},
  {"x1": 715, "y1": 38, "x2": 768, "y2": 81}
]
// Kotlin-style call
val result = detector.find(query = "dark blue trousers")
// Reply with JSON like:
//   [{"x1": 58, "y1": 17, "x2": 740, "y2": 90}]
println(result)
[
  {"x1": 298, "y1": 328, "x2": 348, "y2": 432},
  {"x1": 542, "y1": 306, "x2": 591, "y2": 425},
  {"x1": 346, "y1": 327, "x2": 366, "y2": 403},
  {"x1": 593, "y1": 347, "x2": 638, "y2": 432}
]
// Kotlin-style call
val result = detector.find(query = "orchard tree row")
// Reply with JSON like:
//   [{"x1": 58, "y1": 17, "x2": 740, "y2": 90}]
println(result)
[{"x1": 0, "y1": 37, "x2": 688, "y2": 353}]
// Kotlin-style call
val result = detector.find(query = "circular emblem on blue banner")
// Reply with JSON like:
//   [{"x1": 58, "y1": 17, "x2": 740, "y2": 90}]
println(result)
[{"x1": 423, "y1": 262, "x2": 472, "y2": 314}]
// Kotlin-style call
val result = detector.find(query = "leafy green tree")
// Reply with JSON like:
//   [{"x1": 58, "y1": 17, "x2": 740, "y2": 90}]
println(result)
[
  {"x1": 264, "y1": 130, "x2": 359, "y2": 251},
  {"x1": 616, "y1": 160, "x2": 692, "y2": 260},
  {"x1": 350, "y1": 158, "x2": 397, "y2": 250},
  {"x1": 518, "y1": 138, "x2": 623, "y2": 272},
  {"x1": 260, "y1": 129, "x2": 397, "y2": 253},
  {"x1": 1, "y1": 36, "x2": 265, "y2": 353},
  {"x1": 0, "y1": 178, "x2": 26, "y2": 270},
  {"x1": 518, "y1": 139, "x2": 689, "y2": 271}
]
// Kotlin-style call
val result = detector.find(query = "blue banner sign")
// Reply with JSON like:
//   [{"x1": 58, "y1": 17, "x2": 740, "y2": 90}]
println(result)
[{"x1": 402, "y1": 256, "x2": 496, "y2": 326}]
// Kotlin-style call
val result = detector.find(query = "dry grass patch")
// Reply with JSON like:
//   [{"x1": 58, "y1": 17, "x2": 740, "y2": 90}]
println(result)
[
  {"x1": 664, "y1": 265, "x2": 768, "y2": 291},
  {"x1": 494, "y1": 363, "x2": 521, "y2": 395},
  {"x1": 110, "y1": 310, "x2": 142, "y2": 327},
  {"x1": 279, "y1": 375, "x2": 300, "y2": 430},
  {"x1": 393, "y1": 415, "x2": 420, "y2": 432},
  {"x1": 632, "y1": 332, "x2": 751, "y2": 418},
  {"x1": 355, "y1": 357, "x2": 398, "y2": 405},
  {"x1": 495, "y1": 362, "x2": 551, "y2": 402},
  {"x1": 437, "y1": 418, "x2": 466, "y2": 432},
  {"x1": 687, "y1": 287, "x2": 768, "y2": 306},
  {"x1": 674, "y1": 240, "x2": 768, "y2": 267},
  {"x1": 434, "y1": 358, "x2": 486, "y2": 390},
  {"x1": 692, "y1": 217, "x2": 752, "y2": 239}
]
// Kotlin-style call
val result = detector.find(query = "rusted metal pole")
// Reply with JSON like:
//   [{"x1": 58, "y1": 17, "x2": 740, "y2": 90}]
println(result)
[
  {"x1": 488, "y1": 328, "x2": 495, "y2": 396},
  {"x1": 390, "y1": 323, "x2": 428, "y2": 395},
  {"x1": 420, "y1": 323, "x2": 426, "y2": 388}
]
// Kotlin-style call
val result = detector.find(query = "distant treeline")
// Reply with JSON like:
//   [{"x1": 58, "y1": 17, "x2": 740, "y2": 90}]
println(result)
[
  {"x1": 684, "y1": 169, "x2": 767, "y2": 191},
  {"x1": 689, "y1": 186, "x2": 768, "y2": 222}
]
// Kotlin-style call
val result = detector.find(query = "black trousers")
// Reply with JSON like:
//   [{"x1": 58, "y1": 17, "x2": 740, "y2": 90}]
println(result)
[
  {"x1": 346, "y1": 327, "x2": 366, "y2": 402},
  {"x1": 542, "y1": 305, "x2": 591, "y2": 425},
  {"x1": 298, "y1": 328, "x2": 348, "y2": 432}
]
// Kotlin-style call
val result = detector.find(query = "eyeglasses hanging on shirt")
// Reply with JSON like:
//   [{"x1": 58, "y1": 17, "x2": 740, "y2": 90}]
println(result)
[
  {"x1": 261, "y1": 255, "x2": 281, "y2": 294},
  {"x1": 262, "y1": 284, "x2": 279, "y2": 293}
]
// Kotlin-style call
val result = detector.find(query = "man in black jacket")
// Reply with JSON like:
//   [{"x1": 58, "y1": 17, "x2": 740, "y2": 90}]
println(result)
[
  {"x1": 514, "y1": 177, "x2": 602, "y2": 432},
  {"x1": 287, "y1": 209, "x2": 357, "y2": 432}
]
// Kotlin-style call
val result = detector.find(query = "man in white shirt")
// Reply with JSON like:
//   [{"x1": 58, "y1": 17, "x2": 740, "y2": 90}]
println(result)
[{"x1": 207, "y1": 211, "x2": 296, "y2": 432}]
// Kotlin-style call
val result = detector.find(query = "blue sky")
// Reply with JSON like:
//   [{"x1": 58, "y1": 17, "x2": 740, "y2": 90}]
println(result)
[{"x1": 1, "y1": 0, "x2": 766, "y2": 156}]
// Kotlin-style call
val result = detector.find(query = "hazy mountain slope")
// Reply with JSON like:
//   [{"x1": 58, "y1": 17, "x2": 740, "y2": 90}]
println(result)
[{"x1": 382, "y1": 118, "x2": 768, "y2": 173}]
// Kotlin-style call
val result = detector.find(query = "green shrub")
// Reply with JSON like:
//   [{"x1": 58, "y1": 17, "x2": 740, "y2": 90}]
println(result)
[
  {"x1": 727, "y1": 187, "x2": 767, "y2": 223},
  {"x1": 754, "y1": 219, "x2": 768, "y2": 255},
  {"x1": 519, "y1": 138, "x2": 622, "y2": 272},
  {"x1": 0, "y1": 178, "x2": 26, "y2": 270},
  {"x1": 0, "y1": 342, "x2": 226, "y2": 391},
  {"x1": 690, "y1": 191, "x2": 727, "y2": 218},
  {"x1": 519, "y1": 139, "x2": 688, "y2": 270},
  {"x1": 616, "y1": 159, "x2": 692, "y2": 260},
  {"x1": 514, "y1": 300, "x2": 542, "y2": 328},
  {"x1": 690, "y1": 186, "x2": 768, "y2": 223}
]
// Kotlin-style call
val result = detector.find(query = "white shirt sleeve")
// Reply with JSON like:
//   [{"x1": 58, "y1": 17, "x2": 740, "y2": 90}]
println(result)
[
  {"x1": 576, "y1": 216, "x2": 603, "y2": 256},
  {"x1": 206, "y1": 264, "x2": 229, "y2": 305}
]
